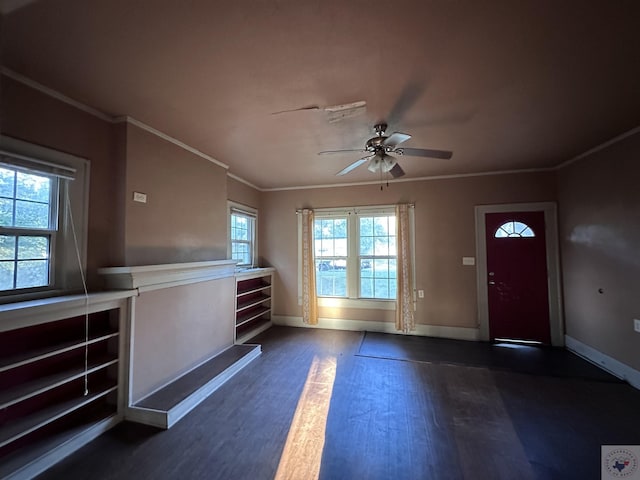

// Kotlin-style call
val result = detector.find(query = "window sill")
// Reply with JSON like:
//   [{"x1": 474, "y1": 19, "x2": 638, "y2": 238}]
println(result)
[{"x1": 317, "y1": 297, "x2": 396, "y2": 310}]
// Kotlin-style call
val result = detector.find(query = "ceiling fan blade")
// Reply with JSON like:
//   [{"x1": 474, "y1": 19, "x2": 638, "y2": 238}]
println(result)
[
  {"x1": 336, "y1": 157, "x2": 370, "y2": 176},
  {"x1": 389, "y1": 163, "x2": 405, "y2": 178},
  {"x1": 319, "y1": 149, "x2": 366, "y2": 155},
  {"x1": 383, "y1": 132, "x2": 411, "y2": 148},
  {"x1": 398, "y1": 147, "x2": 453, "y2": 159},
  {"x1": 387, "y1": 81, "x2": 426, "y2": 126}
]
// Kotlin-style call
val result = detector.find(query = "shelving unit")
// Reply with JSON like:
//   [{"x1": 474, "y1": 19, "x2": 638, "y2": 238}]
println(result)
[
  {"x1": 235, "y1": 268, "x2": 275, "y2": 344},
  {"x1": 0, "y1": 292, "x2": 132, "y2": 479}
]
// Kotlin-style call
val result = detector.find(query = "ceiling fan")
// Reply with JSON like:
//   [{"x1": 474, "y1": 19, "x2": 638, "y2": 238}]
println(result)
[{"x1": 319, "y1": 123, "x2": 453, "y2": 178}]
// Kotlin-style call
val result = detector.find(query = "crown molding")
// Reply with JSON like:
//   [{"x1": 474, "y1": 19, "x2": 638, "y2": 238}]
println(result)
[
  {"x1": 226, "y1": 172, "x2": 260, "y2": 190},
  {"x1": 114, "y1": 116, "x2": 228, "y2": 170},
  {"x1": 260, "y1": 166, "x2": 555, "y2": 192},
  {"x1": 2, "y1": 68, "x2": 236, "y2": 173},
  {"x1": 5, "y1": 68, "x2": 638, "y2": 192},
  {"x1": 554, "y1": 125, "x2": 640, "y2": 170},
  {"x1": 1, "y1": 67, "x2": 114, "y2": 122}
]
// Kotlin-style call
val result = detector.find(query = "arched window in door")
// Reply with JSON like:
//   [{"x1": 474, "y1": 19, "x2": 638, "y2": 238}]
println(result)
[{"x1": 494, "y1": 221, "x2": 535, "y2": 238}]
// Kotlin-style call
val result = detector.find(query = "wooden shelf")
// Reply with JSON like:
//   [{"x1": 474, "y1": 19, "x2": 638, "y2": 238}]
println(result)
[
  {"x1": 0, "y1": 411, "x2": 119, "y2": 480},
  {"x1": 0, "y1": 331, "x2": 118, "y2": 373},
  {"x1": 0, "y1": 381, "x2": 118, "y2": 448},
  {"x1": 235, "y1": 269, "x2": 274, "y2": 343},
  {"x1": 0, "y1": 355, "x2": 118, "y2": 409},
  {"x1": 236, "y1": 306, "x2": 271, "y2": 327},
  {"x1": 237, "y1": 282, "x2": 270, "y2": 296},
  {"x1": 236, "y1": 294, "x2": 270, "y2": 312}
]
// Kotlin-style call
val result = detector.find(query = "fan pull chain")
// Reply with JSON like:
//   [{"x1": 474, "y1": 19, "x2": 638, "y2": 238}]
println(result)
[{"x1": 66, "y1": 188, "x2": 90, "y2": 396}]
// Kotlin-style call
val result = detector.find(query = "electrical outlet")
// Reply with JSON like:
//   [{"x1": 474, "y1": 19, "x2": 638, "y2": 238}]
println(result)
[{"x1": 634, "y1": 319, "x2": 640, "y2": 333}]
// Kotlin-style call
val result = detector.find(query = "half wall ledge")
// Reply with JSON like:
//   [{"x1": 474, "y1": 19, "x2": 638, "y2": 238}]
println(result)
[{"x1": 98, "y1": 259, "x2": 237, "y2": 292}]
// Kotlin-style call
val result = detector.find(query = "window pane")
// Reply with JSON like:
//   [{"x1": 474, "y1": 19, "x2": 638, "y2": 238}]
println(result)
[
  {"x1": 0, "y1": 168, "x2": 15, "y2": 198},
  {"x1": 16, "y1": 260, "x2": 49, "y2": 288},
  {"x1": 0, "y1": 262, "x2": 15, "y2": 290},
  {"x1": 316, "y1": 260, "x2": 347, "y2": 297},
  {"x1": 315, "y1": 218, "x2": 348, "y2": 259},
  {"x1": 360, "y1": 217, "x2": 373, "y2": 236},
  {"x1": 374, "y1": 237, "x2": 389, "y2": 256},
  {"x1": 334, "y1": 238, "x2": 347, "y2": 256},
  {"x1": 374, "y1": 216, "x2": 389, "y2": 235},
  {"x1": 0, "y1": 235, "x2": 16, "y2": 260},
  {"x1": 360, "y1": 234, "x2": 373, "y2": 255},
  {"x1": 376, "y1": 281, "x2": 390, "y2": 299},
  {"x1": 0, "y1": 198, "x2": 14, "y2": 226},
  {"x1": 15, "y1": 200, "x2": 49, "y2": 228},
  {"x1": 16, "y1": 172, "x2": 51, "y2": 203},
  {"x1": 232, "y1": 241, "x2": 250, "y2": 265},
  {"x1": 18, "y1": 236, "x2": 49, "y2": 260},
  {"x1": 495, "y1": 221, "x2": 535, "y2": 238},
  {"x1": 360, "y1": 276, "x2": 373, "y2": 298}
]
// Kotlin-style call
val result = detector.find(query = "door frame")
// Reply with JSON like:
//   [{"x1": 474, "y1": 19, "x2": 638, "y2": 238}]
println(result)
[{"x1": 474, "y1": 202, "x2": 564, "y2": 346}]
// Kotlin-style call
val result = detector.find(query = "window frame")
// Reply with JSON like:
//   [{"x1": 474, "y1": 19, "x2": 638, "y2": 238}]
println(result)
[
  {"x1": 298, "y1": 204, "x2": 415, "y2": 311},
  {"x1": 228, "y1": 201, "x2": 258, "y2": 269},
  {"x1": 0, "y1": 135, "x2": 90, "y2": 303}
]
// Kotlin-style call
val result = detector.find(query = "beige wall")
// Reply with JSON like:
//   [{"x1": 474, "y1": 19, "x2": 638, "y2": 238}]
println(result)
[
  {"x1": 558, "y1": 132, "x2": 640, "y2": 371},
  {"x1": 261, "y1": 172, "x2": 557, "y2": 329},
  {"x1": 123, "y1": 123, "x2": 228, "y2": 265},
  {"x1": 130, "y1": 277, "x2": 236, "y2": 401},
  {"x1": 227, "y1": 176, "x2": 261, "y2": 209},
  {"x1": 1, "y1": 75, "x2": 122, "y2": 287}
]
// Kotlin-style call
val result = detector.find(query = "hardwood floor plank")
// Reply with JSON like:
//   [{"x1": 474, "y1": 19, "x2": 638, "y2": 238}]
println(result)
[
  {"x1": 34, "y1": 327, "x2": 640, "y2": 480},
  {"x1": 441, "y1": 365, "x2": 535, "y2": 480}
]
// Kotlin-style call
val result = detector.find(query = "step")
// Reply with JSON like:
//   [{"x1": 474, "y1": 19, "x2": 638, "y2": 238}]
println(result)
[{"x1": 126, "y1": 344, "x2": 261, "y2": 429}]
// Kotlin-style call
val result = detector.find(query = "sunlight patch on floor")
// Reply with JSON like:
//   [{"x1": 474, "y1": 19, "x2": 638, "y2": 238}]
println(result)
[{"x1": 275, "y1": 355, "x2": 337, "y2": 480}]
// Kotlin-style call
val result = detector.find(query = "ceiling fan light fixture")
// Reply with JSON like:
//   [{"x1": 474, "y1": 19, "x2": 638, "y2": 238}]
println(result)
[
  {"x1": 367, "y1": 155, "x2": 382, "y2": 173},
  {"x1": 381, "y1": 154, "x2": 397, "y2": 173}
]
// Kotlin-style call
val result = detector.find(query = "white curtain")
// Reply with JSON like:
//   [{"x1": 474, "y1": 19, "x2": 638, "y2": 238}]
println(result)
[
  {"x1": 395, "y1": 204, "x2": 415, "y2": 333},
  {"x1": 301, "y1": 209, "x2": 318, "y2": 325}
]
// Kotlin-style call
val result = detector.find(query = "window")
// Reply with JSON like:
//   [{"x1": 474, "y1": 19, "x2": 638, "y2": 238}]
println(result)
[
  {"x1": 306, "y1": 205, "x2": 411, "y2": 307},
  {"x1": 228, "y1": 202, "x2": 257, "y2": 268},
  {"x1": 495, "y1": 221, "x2": 535, "y2": 238},
  {"x1": 315, "y1": 217, "x2": 347, "y2": 296},
  {"x1": 0, "y1": 167, "x2": 56, "y2": 290},
  {"x1": 0, "y1": 135, "x2": 89, "y2": 301},
  {"x1": 358, "y1": 215, "x2": 397, "y2": 299}
]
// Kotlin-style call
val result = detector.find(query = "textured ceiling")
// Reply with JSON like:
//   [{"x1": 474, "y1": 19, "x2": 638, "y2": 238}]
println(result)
[{"x1": 2, "y1": 0, "x2": 640, "y2": 189}]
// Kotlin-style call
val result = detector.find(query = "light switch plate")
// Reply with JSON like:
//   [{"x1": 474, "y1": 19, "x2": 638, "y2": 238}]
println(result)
[
  {"x1": 133, "y1": 191, "x2": 147, "y2": 203},
  {"x1": 418, "y1": 290, "x2": 425, "y2": 298},
  {"x1": 462, "y1": 256, "x2": 475, "y2": 266}
]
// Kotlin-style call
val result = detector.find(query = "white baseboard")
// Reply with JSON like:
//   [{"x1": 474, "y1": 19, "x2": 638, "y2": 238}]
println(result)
[
  {"x1": 272, "y1": 315, "x2": 479, "y2": 341},
  {"x1": 565, "y1": 335, "x2": 640, "y2": 390}
]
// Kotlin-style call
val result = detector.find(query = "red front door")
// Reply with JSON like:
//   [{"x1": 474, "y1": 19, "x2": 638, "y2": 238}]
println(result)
[{"x1": 485, "y1": 211, "x2": 551, "y2": 344}]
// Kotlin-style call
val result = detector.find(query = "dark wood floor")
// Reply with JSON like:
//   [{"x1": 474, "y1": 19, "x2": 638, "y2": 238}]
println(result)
[{"x1": 37, "y1": 326, "x2": 640, "y2": 480}]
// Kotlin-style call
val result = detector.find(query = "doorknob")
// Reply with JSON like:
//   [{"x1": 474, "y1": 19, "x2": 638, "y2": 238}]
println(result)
[{"x1": 489, "y1": 281, "x2": 496, "y2": 285}]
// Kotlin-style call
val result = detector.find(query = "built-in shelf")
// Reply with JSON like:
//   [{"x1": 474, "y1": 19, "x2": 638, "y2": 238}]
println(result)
[
  {"x1": 236, "y1": 293, "x2": 270, "y2": 312},
  {"x1": 0, "y1": 355, "x2": 118, "y2": 409},
  {"x1": 234, "y1": 268, "x2": 275, "y2": 344},
  {"x1": 0, "y1": 331, "x2": 119, "y2": 373},
  {"x1": 0, "y1": 382, "x2": 118, "y2": 449},
  {"x1": 0, "y1": 293, "x2": 132, "y2": 479}
]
